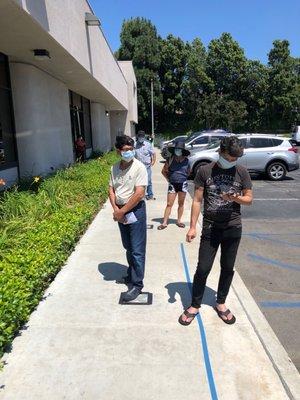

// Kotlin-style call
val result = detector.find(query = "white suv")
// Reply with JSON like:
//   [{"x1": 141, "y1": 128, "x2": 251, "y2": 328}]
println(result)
[
  {"x1": 291, "y1": 126, "x2": 300, "y2": 145},
  {"x1": 189, "y1": 134, "x2": 299, "y2": 181}
]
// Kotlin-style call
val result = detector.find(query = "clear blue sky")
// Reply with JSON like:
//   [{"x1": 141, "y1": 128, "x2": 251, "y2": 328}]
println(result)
[{"x1": 89, "y1": 0, "x2": 300, "y2": 64}]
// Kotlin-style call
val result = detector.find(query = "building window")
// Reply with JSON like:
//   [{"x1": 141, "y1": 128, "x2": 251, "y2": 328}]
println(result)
[
  {"x1": 69, "y1": 90, "x2": 92, "y2": 151},
  {"x1": 0, "y1": 53, "x2": 17, "y2": 168}
]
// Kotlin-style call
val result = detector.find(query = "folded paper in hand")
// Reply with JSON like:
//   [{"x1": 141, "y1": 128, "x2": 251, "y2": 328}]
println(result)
[{"x1": 123, "y1": 212, "x2": 137, "y2": 225}]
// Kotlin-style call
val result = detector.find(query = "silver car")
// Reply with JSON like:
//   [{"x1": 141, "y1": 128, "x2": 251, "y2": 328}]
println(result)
[
  {"x1": 185, "y1": 130, "x2": 231, "y2": 151},
  {"x1": 188, "y1": 134, "x2": 299, "y2": 181}
]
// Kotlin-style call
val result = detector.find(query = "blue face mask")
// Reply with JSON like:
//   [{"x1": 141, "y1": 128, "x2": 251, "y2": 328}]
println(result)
[
  {"x1": 218, "y1": 155, "x2": 237, "y2": 169},
  {"x1": 175, "y1": 149, "x2": 183, "y2": 157},
  {"x1": 121, "y1": 150, "x2": 135, "y2": 162},
  {"x1": 138, "y1": 137, "x2": 144, "y2": 144}
]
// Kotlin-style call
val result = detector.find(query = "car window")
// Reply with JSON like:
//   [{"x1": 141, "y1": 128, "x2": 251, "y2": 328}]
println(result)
[
  {"x1": 239, "y1": 138, "x2": 247, "y2": 148},
  {"x1": 206, "y1": 140, "x2": 220, "y2": 150},
  {"x1": 211, "y1": 135, "x2": 225, "y2": 142},
  {"x1": 271, "y1": 139, "x2": 283, "y2": 146},
  {"x1": 249, "y1": 138, "x2": 273, "y2": 148},
  {"x1": 193, "y1": 136, "x2": 209, "y2": 145},
  {"x1": 187, "y1": 132, "x2": 202, "y2": 141}
]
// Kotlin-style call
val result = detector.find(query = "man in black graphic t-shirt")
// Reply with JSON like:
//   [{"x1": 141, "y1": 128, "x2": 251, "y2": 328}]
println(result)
[{"x1": 179, "y1": 136, "x2": 253, "y2": 326}]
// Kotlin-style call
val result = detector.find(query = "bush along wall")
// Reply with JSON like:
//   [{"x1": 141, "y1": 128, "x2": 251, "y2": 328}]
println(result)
[{"x1": 0, "y1": 152, "x2": 119, "y2": 356}]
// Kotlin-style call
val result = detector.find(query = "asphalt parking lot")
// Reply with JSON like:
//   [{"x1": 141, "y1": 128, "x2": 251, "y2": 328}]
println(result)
[
  {"x1": 185, "y1": 152, "x2": 300, "y2": 371},
  {"x1": 236, "y1": 163, "x2": 300, "y2": 372}
]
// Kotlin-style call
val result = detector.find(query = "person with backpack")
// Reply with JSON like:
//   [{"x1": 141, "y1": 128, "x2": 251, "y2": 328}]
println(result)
[{"x1": 158, "y1": 141, "x2": 191, "y2": 230}]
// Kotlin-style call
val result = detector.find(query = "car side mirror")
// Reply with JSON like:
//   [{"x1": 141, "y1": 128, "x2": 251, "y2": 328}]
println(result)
[{"x1": 191, "y1": 143, "x2": 193, "y2": 148}]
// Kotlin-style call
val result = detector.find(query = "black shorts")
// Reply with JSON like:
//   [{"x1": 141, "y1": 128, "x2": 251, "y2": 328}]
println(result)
[{"x1": 168, "y1": 181, "x2": 188, "y2": 193}]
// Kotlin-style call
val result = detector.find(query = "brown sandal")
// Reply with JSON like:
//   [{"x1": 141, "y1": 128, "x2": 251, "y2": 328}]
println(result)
[
  {"x1": 158, "y1": 224, "x2": 167, "y2": 230},
  {"x1": 178, "y1": 309, "x2": 199, "y2": 326},
  {"x1": 214, "y1": 307, "x2": 236, "y2": 325},
  {"x1": 176, "y1": 222, "x2": 185, "y2": 228}
]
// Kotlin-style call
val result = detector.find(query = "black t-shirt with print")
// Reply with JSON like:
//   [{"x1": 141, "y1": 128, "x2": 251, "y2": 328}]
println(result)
[{"x1": 194, "y1": 163, "x2": 252, "y2": 227}]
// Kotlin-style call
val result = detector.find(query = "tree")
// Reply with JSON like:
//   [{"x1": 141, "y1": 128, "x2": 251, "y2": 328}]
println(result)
[
  {"x1": 117, "y1": 18, "x2": 162, "y2": 130},
  {"x1": 158, "y1": 35, "x2": 187, "y2": 131},
  {"x1": 241, "y1": 60, "x2": 269, "y2": 130},
  {"x1": 196, "y1": 94, "x2": 247, "y2": 131},
  {"x1": 206, "y1": 33, "x2": 248, "y2": 99},
  {"x1": 267, "y1": 40, "x2": 300, "y2": 129},
  {"x1": 181, "y1": 38, "x2": 213, "y2": 130}
]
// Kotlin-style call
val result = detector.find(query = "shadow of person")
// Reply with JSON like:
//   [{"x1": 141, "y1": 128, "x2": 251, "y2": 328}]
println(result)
[
  {"x1": 152, "y1": 218, "x2": 178, "y2": 225},
  {"x1": 98, "y1": 262, "x2": 128, "y2": 282},
  {"x1": 165, "y1": 282, "x2": 216, "y2": 309}
]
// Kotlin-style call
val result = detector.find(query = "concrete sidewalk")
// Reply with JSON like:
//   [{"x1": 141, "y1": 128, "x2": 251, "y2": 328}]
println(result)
[{"x1": 1, "y1": 156, "x2": 299, "y2": 400}]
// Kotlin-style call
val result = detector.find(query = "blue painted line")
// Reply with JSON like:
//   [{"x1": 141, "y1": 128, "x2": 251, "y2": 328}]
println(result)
[
  {"x1": 180, "y1": 243, "x2": 218, "y2": 400},
  {"x1": 248, "y1": 253, "x2": 300, "y2": 272},
  {"x1": 244, "y1": 232, "x2": 300, "y2": 236},
  {"x1": 244, "y1": 233, "x2": 300, "y2": 249},
  {"x1": 260, "y1": 302, "x2": 300, "y2": 308}
]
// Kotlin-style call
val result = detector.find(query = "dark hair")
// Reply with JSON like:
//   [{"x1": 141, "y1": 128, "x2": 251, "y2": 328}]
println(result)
[
  {"x1": 137, "y1": 130, "x2": 146, "y2": 137},
  {"x1": 115, "y1": 135, "x2": 134, "y2": 150},
  {"x1": 220, "y1": 136, "x2": 244, "y2": 157}
]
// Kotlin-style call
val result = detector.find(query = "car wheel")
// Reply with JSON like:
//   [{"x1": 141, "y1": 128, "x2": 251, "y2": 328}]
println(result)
[{"x1": 266, "y1": 162, "x2": 287, "y2": 181}]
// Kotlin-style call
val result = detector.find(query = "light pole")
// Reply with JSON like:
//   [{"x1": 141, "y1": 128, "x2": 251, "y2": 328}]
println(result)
[{"x1": 151, "y1": 78, "x2": 154, "y2": 143}]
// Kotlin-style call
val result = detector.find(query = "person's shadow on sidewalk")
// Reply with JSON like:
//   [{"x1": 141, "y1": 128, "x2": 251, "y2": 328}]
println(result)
[
  {"x1": 98, "y1": 262, "x2": 128, "y2": 282},
  {"x1": 165, "y1": 282, "x2": 216, "y2": 309},
  {"x1": 152, "y1": 218, "x2": 180, "y2": 225}
]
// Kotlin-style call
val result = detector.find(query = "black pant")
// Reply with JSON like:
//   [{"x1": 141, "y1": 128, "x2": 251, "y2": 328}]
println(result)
[{"x1": 191, "y1": 224, "x2": 242, "y2": 308}]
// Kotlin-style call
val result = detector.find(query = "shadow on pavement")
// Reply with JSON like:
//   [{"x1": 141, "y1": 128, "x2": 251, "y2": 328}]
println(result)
[
  {"x1": 151, "y1": 218, "x2": 179, "y2": 225},
  {"x1": 98, "y1": 262, "x2": 128, "y2": 281},
  {"x1": 165, "y1": 282, "x2": 216, "y2": 309}
]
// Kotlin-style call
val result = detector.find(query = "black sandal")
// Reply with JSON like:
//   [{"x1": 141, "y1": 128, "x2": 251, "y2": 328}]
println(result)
[
  {"x1": 178, "y1": 310, "x2": 199, "y2": 326},
  {"x1": 157, "y1": 224, "x2": 167, "y2": 230},
  {"x1": 215, "y1": 307, "x2": 236, "y2": 325}
]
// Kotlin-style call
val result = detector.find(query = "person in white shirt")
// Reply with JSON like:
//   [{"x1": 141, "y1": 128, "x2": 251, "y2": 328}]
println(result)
[
  {"x1": 109, "y1": 135, "x2": 148, "y2": 302},
  {"x1": 135, "y1": 130, "x2": 156, "y2": 200}
]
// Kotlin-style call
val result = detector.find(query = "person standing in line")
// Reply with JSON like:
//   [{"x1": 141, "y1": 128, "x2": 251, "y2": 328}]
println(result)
[
  {"x1": 179, "y1": 136, "x2": 253, "y2": 325},
  {"x1": 109, "y1": 135, "x2": 148, "y2": 302},
  {"x1": 135, "y1": 130, "x2": 156, "y2": 200},
  {"x1": 158, "y1": 141, "x2": 191, "y2": 230},
  {"x1": 75, "y1": 135, "x2": 86, "y2": 162}
]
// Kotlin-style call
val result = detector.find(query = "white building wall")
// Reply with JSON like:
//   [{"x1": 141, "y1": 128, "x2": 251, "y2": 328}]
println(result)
[
  {"x1": 110, "y1": 111, "x2": 128, "y2": 145},
  {"x1": 118, "y1": 61, "x2": 138, "y2": 138},
  {"x1": 12, "y1": 0, "x2": 128, "y2": 108},
  {"x1": 118, "y1": 61, "x2": 138, "y2": 124},
  {"x1": 91, "y1": 103, "x2": 111, "y2": 152},
  {"x1": 10, "y1": 62, "x2": 74, "y2": 177}
]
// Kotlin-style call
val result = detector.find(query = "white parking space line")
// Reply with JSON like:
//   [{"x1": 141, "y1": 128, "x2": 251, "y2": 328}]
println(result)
[{"x1": 254, "y1": 198, "x2": 299, "y2": 201}]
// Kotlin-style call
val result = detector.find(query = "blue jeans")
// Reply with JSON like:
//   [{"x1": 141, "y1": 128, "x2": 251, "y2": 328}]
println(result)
[
  {"x1": 146, "y1": 166, "x2": 154, "y2": 198},
  {"x1": 118, "y1": 201, "x2": 147, "y2": 289}
]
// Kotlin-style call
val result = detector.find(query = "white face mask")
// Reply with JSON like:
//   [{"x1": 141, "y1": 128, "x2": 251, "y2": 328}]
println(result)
[
  {"x1": 175, "y1": 149, "x2": 182, "y2": 157},
  {"x1": 218, "y1": 155, "x2": 237, "y2": 169}
]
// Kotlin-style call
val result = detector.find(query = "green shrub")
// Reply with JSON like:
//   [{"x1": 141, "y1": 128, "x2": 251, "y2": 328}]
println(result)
[{"x1": 0, "y1": 152, "x2": 118, "y2": 355}]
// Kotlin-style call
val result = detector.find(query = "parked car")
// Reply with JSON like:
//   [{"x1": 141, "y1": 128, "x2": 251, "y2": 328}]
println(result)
[
  {"x1": 291, "y1": 125, "x2": 300, "y2": 145},
  {"x1": 185, "y1": 131, "x2": 232, "y2": 151},
  {"x1": 186, "y1": 129, "x2": 228, "y2": 143},
  {"x1": 188, "y1": 134, "x2": 299, "y2": 181}
]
